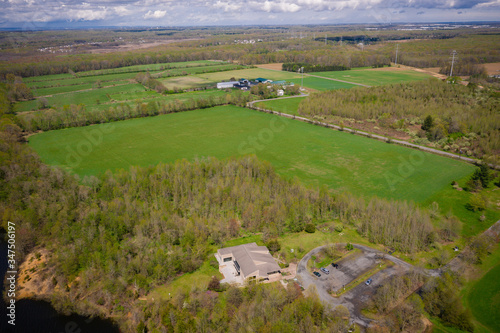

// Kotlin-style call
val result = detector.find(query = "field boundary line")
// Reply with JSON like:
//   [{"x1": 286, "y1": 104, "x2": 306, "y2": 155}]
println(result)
[
  {"x1": 254, "y1": 67, "x2": 371, "y2": 87},
  {"x1": 303, "y1": 73, "x2": 371, "y2": 87},
  {"x1": 35, "y1": 82, "x2": 131, "y2": 98},
  {"x1": 246, "y1": 99, "x2": 496, "y2": 168}
]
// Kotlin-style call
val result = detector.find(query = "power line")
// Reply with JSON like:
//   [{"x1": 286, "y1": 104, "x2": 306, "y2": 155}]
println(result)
[
  {"x1": 395, "y1": 44, "x2": 399, "y2": 65},
  {"x1": 450, "y1": 50, "x2": 458, "y2": 77}
]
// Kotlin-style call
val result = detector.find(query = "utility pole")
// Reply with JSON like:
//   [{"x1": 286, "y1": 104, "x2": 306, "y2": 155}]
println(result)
[
  {"x1": 450, "y1": 50, "x2": 457, "y2": 77},
  {"x1": 300, "y1": 67, "x2": 304, "y2": 90},
  {"x1": 340, "y1": 36, "x2": 343, "y2": 46},
  {"x1": 395, "y1": 44, "x2": 399, "y2": 65},
  {"x1": 325, "y1": 33, "x2": 327, "y2": 45}
]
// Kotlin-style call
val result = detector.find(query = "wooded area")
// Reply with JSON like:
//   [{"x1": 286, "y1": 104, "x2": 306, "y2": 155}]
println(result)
[{"x1": 298, "y1": 79, "x2": 500, "y2": 164}]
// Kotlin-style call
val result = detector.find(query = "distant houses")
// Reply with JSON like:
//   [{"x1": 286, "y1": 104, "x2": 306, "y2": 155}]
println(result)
[{"x1": 216, "y1": 78, "x2": 294, "y2": 90}]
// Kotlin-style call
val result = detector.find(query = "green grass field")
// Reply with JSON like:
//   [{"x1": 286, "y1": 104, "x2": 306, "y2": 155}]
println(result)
[
  {"x1": 466, "y1": 247, "x2": 500, "y2": 333},
  {"x1": 314, "y1": 68, "x2": 431, "y2": 86},
  {"x1": 290, "y1": 76, "x2": 356, "y2": 91},
  {"x1": 160, "y1": 76, "x2": 213, "y2": 90},
  {"x1": 255, "y1": 97, "x2": 305, "y2": 115},
  {"x1": 29, "y1": 105, "x2": 474, "y2": 205}
]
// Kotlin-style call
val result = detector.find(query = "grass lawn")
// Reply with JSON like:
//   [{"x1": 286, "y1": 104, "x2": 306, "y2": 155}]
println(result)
[
  {"x1": 254, "y1": 97, "x2": 306, "y2": 115},
  {"x1": 160, "y1": 75, "x2": 214, "y2": 90},
  {"x1": 149, "y1": 259, "x2": 223, "y2": 300},
  {"x1": 467, "y1": 264, "x2": 500, "y2": 332},
  {"x1": 29, "y1": 105, "x2": 475, "y2": 205},
  {"x1": 16, "y1": 84, "x2": 148, "y2": 112},
  {"x1": 314, "y1": 68, "x2": 431, "y2": 86},
  {"x1": 463, "y1": 243, "x2": 500, "y2": 333},
  {"x1": 27, "y1": 73, "x2": 138, "y2": 89}
]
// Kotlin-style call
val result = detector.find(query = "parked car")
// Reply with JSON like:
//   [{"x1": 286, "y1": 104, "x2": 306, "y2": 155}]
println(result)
[
  {"x1": 331, "y1": 263, "x2": 339, "y2": 269},
  {"x1": 365, "y1": 278, "x2": 373, "y2": 286},
  {"x1": 313, "y1": 271, "x2": 321, "y2": 277},
  {"x1": 320, "y1": 267, "x2": 330, "y2": 274}
]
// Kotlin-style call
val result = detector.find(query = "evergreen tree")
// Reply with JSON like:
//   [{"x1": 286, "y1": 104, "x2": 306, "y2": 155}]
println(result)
[{"x1": 421, "y1": 115, "x2": 434, "y2": 131}]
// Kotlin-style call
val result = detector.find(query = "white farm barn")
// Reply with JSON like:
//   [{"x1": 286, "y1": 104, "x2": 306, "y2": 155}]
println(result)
[{"x1": 217, "y1": 81, "x2": 239, "y2": 89}]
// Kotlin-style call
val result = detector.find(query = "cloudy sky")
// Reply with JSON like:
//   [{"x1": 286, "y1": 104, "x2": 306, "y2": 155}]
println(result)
[{"x1": 1, "y1": 0, "x2": 499, "y2": 28}]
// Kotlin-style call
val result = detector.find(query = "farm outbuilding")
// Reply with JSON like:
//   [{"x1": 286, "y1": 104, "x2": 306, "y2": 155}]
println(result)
[{"x1": 217, "y1": 81, "x2": 239, "y2": 89}]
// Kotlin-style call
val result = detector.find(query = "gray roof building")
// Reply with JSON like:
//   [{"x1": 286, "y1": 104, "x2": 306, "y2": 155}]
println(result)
[{"x1": 216, "y1": 242, "x2": 281, "y2": 280}]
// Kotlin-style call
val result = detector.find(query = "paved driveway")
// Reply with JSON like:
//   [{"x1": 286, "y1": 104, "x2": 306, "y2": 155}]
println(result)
[{"x1": 296, "y1": 243, "x2": 415, "y2": 327}]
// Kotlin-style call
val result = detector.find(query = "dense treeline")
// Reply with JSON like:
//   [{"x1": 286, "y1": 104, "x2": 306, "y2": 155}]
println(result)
[
  {"x1": 439, "y1": 61, "x2": 487, "y2": 76},
  {"x1": 16, "y1": 92, "x2": 251, "y2": 132},
  {"x1": 367, "y1": 272, "x2": 426, "y2": 332},
  {"x1": 335, "y1": 193, "x2": 435, "y2": 253},
  {"x1": 282, "y1": 62, "x2": 351, "y2": 73},
  {"x1": 298, "y1": 79, "x2": 500, "y2": 163},
  {"x1": 3, "y1": 74, "x2": 33, "y2": 101},
  {"x1": 134, "y1": 72, "x2": 166, "y2": 93},
  {"x1": 137, "y1": 283, "x2": 350, "y2": 332},
  {"x1": 421, "y1": 272, "x2": 474, "y2": 332},
  {"x1": 377, "y1": 34, "x2": 500, "y2": 69}
]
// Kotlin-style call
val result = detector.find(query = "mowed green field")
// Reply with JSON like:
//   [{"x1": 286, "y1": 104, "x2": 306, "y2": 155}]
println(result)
[
  {"x1": 289, "y1": 76, "x2": 356, "y2": 91},
  {"x1": 314, "y1": 68, "x2": 431, "y2": 86},
  {"x1": 255, "y1": 97, "x2": 305, "y2": 115},
  {"x1": 29, "y1": 105, "x2": 474, "y2": 203},
  {"x1": 467, "y1": 263, "x2": 500, "y2": 332}
]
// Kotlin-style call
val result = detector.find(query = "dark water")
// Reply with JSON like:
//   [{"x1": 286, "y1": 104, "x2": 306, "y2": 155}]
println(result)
[{"x1": 0, "y1": 236, "x2": 120, "y2": 333}]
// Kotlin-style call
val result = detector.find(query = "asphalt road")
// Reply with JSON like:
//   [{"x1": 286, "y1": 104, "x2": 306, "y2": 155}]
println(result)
[{"x1": 296, "y1": 243, "x2": 431, "y2": 327}]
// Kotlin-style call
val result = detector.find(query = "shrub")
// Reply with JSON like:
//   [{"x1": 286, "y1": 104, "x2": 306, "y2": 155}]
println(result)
[
  {"x1": 305, "y1": 223, "x2": 316, "y2": 233},
  {"x1": 266, "y1": 239, "x2": 281, "y2": 253},
  {"x1": 466, "y1": 193, "x2": 487, "y2": 212},
  {"x1": 207, "y1": 276, "x2": 221, "y2": 291}
]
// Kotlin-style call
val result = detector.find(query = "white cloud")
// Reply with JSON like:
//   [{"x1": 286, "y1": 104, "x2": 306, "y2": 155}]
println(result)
[
  {"x1": 67, "y1": 8, "x2": 109, "y2": 20},
  {"x1": 143, "y1": 9, "x2": 167, "y2": 19},
  {"x1": 214, "y1": 0, "x2": 242, "y2": 12},
  {"x1": 114, "y1": 5, "x2": 133, "y2": 15},
  {"x1": 476, "y1": 0, "x2": 500, "y2": 6},
  {"x1": 249, "y1": 0, "x2": 301, "y2": 12},
  {"x1": 0, "y1": 0, "x2": 498, "y2": 26}
]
